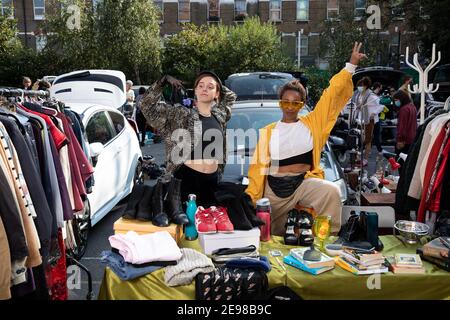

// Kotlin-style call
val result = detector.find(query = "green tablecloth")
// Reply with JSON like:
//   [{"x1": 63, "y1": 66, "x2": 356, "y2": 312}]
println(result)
[{"x1": 97, "y1": 236, "x2": 450, "y2": 300}]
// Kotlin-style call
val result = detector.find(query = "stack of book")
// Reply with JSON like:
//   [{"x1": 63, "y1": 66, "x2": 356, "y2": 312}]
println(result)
[
  {"x1": 283, "y1": 247, "x2": 335, "y2": 275},
  {"x1": 336, "y1": 249, "x2": 388, "y2": 275},
  {"x1": 417, "y1": 237, "x2": 450, "y2": 271},
  {"x1": 385, "y1": 254, "x2": 425, "y2": 274}
]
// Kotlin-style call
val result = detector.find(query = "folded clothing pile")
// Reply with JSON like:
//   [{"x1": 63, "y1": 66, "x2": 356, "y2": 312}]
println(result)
[
  {"x1": 211, "y1": 245, "x2": 259, "y2": 264},
  {"x1": 100, "y1": 251, "x2": 164, "y2": 281},
  {"x1": 108, "y1": 230, "x2": 182, "y2": 265},
  {"x1": 164, "y1": 248, "x2": 215, "y2": 287}
]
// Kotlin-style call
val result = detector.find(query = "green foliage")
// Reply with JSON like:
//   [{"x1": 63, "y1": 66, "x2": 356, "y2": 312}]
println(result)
[
  {"x1": 42, "y1": 0, "x2": 161, "y2": 83},
  {"x1": 403, "y1": 0, "x2": 450, "y2": 64},
  {"x1": 319, "y1": 10, "x2": 390, "y2": 75},
  {"x1": 0, "y1": 15, "x2": 21, "y2": 55},
  {"x1": 163, "y1": 17, "x2": 292, "y2": 85},
  {"x1": 302, "y1": 67, "x2": 331, "y2": 106}
]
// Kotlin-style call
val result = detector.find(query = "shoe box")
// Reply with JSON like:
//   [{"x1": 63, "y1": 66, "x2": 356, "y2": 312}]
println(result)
[
  {"x1": 198, "y1": 228, "x2": 261, "y2": 255},
  {"x1": 113, "y1": 217, "x2": 183, "y2": 244}
]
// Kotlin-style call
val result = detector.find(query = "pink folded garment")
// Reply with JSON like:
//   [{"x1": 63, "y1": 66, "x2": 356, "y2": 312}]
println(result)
[{"x1": 108, "y1": 231, "x2": 182, "y2": 265}]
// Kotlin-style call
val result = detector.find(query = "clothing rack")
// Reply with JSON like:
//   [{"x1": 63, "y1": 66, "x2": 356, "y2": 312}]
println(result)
[{"x1": 0, "y1": 89, "x2": 50, "y2": 98}]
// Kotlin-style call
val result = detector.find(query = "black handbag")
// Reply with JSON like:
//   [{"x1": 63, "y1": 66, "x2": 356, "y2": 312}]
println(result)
[{"x1": 195, "y1": 267, "x2": 268, "y2": 300}]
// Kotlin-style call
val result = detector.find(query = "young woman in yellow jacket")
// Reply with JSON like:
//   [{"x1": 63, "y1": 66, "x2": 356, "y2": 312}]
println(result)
[{"x1": 245, "y1": 42, "x2": 367, "y2": 236}]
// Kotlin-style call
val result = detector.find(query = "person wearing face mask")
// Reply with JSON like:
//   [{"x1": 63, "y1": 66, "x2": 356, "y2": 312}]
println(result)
[
  {"x1": 393, "y1": 90, "x2": 417, "y2": 158},
  {"x1": 351, "y1": 76, "x2": 384, "y2": 166},
  {"x1": 140, "y1": 71, "x2": 237, "y2": 210},
  {"x1": 371, "y1": 82, "x2": 385, "y2": 155},
  {"x1": 246, "y1": 42, "x2": 367, "y2": 236}
]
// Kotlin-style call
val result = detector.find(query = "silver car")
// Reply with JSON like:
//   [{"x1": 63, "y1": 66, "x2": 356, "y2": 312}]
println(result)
[{"x1": 223, "y1": 72, "x2": 348, "y2": 203}]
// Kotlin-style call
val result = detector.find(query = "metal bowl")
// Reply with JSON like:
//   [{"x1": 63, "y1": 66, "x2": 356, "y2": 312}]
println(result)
[{"x1": 394, "y1": 220, "x2": 430, "y2": 244}]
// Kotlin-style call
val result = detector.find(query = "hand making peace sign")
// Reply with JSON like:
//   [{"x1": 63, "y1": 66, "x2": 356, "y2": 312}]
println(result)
[{"x1": 350, "y1": 42, "x2": 368, "y2": 66}]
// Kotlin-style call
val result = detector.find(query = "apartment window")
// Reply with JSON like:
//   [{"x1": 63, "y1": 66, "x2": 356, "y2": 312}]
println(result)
[
  {"x1": 178, "y1": 0, "x2": 190, "y2": 22},
  {"x1": 208, "y1": 0, "x2": 220, "y2": 22},
  {"x1": 36, "y1": 35, "x2": 47, "y2": 52},
  {"x1": 391, "y1": 0, "x2": 405, "y2": 19},
  {"x1": 354, "y1": 0, "x2": 366, "y2": 19},
  {"x1": 33, "y1": 0, "x2": 45, "y2": 20},
  {"x1": 1, "y1": 0, "x2": 13, "y2": 17},
  {"x1": 296, "y1": 0, "x2": 309, "y2": 21},
  {"x1": 92, "y1": 0, "x2": 102, "y2": 12},
  {"x1": 269, "y1": 0, "x2": 281, "y2": 22},
  {"x1": 235, "y1": 0, "x2": 247, "y2": 19},
  {"x1": 327, "y1": 0, "x2": 339, "y2": 20},
  {"x1": 297, "y1": 34, "x2": 308, "y2": 57}
]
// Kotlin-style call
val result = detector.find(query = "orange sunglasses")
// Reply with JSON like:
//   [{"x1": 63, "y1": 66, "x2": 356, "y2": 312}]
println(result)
[{"x1": 278, "y1": 100, "x2": 305, "y2": 109}]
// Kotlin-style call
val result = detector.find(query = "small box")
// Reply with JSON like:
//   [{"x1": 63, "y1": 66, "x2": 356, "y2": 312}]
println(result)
[
  {"x1": 113, "y1": 217, "x2": 183, "y2": 244},
  {"x1": 198, "y1": 228, "x2": 261, "y2": 255}
]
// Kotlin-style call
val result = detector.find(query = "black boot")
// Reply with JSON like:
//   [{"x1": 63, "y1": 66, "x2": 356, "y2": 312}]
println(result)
[
  {"x1": 123, "y1": 184, "x2": 146, "y2": 220},
  {"x1": 151, "y1": 180, "x2": 170, "y2": 227},
  {"x1": 164, "y1": 177, "x2": 189, "y2": 225},
  {"x1": 284, "y1": 209, "x2": 300, "y2": 246},
  {"x1": 136, "y1": 185, "x2": 154, "y2": 221}
]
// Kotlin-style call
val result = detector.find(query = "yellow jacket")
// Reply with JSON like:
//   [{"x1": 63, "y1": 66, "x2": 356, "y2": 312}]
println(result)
[{"x1": 245, "y1": 68, "x2": 354, "y2": 205}]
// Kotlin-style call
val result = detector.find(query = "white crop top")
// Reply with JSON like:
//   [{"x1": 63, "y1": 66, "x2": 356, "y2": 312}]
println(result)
[{"x1": 269, "y1": 120, "x2": 313, "y2": 161}]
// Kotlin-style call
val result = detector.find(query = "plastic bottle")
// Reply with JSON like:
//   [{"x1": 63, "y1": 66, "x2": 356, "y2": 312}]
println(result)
[
  {"x1": 256, "y1": 198, "x2": 271, "y2": 242},
  {"x1": 185, "y1": 194, "x2": 198, "y2": 241}
]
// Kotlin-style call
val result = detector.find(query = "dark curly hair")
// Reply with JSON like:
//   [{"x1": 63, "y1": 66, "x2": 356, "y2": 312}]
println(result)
[{"x1": 279, "y1": 80, "x2": 307, "y2": 101}]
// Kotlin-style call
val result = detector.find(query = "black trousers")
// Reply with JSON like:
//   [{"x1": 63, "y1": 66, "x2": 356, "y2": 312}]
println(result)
[
  {"x1": 174, "y1": 164, "x2": 219, "y2": 208},
  {"x1": 373, "y1": 121, "x2": 383, "y2": 152}
]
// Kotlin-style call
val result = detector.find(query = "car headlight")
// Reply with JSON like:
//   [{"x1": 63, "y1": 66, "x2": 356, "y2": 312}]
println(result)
[{"x1": 334, "y1": 178, "x2": 348, "y2": 204}]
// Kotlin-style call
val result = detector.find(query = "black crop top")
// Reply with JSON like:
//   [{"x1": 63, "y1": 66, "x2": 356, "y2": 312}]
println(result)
[
  {"x1": 278, "y1": 150, "x2": 313, "y2": 167},
  {"x1": 190, "y1": 114, "x2": 223, "y2": 160}
]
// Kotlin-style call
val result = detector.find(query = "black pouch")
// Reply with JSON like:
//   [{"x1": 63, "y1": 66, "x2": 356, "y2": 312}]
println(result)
[
  {"x1": 267, "y1": 174, "x2": 305, "y2": 198},
  {"x1": 195, "y1": 267, "x2": 268, "y2": 300}
]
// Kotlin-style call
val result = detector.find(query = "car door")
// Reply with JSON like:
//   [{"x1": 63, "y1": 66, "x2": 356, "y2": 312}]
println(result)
[
  {"x1": 106, "y1": 110, "x2": 130, "y2": 197},
  {"x1": 85, "y1": 110, "x2": 119, "y2": 217}
]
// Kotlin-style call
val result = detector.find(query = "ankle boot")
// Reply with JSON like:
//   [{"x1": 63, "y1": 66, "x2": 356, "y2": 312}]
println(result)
[
  {"x1": 164, "y1": 177, "x2": 189, "y2": 225},
  {"x1": 284, "y1": 209, "x2": 300, "y2": 246},
  {"x1": 136, "y1": 185, "x2": 154, "y2": 221},
  {"x1": 151, "y1": 180, "x2": 170, "y2": 227},
  {"x1": 123, "y1": 184, "x2": 146, "y2": 220}
]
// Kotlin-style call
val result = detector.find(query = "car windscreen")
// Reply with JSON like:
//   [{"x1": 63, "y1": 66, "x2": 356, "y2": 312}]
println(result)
[
  {"x1": 225, "y1": 74, "x2": 292, "y2": 101},
  {"x1": 227, "y1": 107, "x2": 309, "y2": 152}
]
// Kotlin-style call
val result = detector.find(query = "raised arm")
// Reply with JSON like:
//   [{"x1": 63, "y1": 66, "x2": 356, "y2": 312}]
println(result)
[
  {"x1": 140, "y1": 75, "x2": 189, "y2": 136},
  {"x1": 216, "y1": 85, "x2": 237, "y2": 122},
  {"x1": 303, "y1": 42, "x2": 367, "y2": 146}
]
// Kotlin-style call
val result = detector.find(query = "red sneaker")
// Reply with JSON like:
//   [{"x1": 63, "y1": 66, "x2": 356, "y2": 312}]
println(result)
[
  {"x1": 209, "y1": 206, "x2": 234, "y2": 233},
  {"x1": 195, "y1": 206, "x2": 217, "y2": 234}
]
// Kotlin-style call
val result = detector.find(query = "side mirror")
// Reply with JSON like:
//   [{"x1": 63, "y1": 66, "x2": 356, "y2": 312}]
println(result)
[{"x1": 89, "y1": 142, "x2": 104, "y2": 166}]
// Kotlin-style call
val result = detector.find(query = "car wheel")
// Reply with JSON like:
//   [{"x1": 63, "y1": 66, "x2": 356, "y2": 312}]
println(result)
[
  {"x1": 134, "y1": 158, "x2": 144, "y2": 185},
  {"x1": 68, "y1": 200, "x2": 91, "y2": 260}
]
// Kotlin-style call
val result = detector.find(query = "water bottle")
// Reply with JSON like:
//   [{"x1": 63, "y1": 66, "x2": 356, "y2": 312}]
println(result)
[
  {"x1": 185, "y1": 194, "x2": 198, "y2": 241},
  {"x1": 256, "y1": 198, "x2": 271, "y2": 242}
]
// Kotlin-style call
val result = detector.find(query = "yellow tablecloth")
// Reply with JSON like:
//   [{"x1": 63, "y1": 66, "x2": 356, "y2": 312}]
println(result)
[{"x1": 97, "y1": 236, "x2": 450, "y2": 300}]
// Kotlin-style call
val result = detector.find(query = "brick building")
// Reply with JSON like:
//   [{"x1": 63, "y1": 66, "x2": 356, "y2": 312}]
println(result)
[{"x1": 2, "y1": 0, "x2": 417, "y2": 68}]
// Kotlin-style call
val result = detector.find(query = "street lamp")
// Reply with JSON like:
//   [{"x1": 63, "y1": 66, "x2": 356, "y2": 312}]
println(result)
[{"x1": 297, "y1": 29, "x2": 304, "y2": 69}]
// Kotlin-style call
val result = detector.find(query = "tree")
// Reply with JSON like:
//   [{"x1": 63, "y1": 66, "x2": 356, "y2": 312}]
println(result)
[
  {"x1": 95, "y1": 0, "x2": 162, "y2": 83},
  {"x1": 0, "y1": 15, "x2": 21, "y2": 55},
  {"x1": 403, "y1": 0, "x2": 450, "y2": 64},
  {"x1": 163, "y1": 17, "x2": 292, "y2": 85},
  {"x1": 318, "y1": 10, "x2": 390, "y2": 75},
  {"x1": 43, "y1": 0, "x2": 162, "y2": 83}
]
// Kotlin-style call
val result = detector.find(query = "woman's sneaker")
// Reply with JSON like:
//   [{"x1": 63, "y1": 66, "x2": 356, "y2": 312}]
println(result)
[
  {"x1": 195, "y1": 207, "x2": 217, "y2": 234},
  {"x1": 210, "y1": 206, "x2": 234, "y2": 233}
]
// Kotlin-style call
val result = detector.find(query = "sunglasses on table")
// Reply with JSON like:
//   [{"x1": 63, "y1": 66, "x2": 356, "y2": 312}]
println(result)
[{"x1": 278, "y1": 100, "x2": 305, "y2": 109}]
